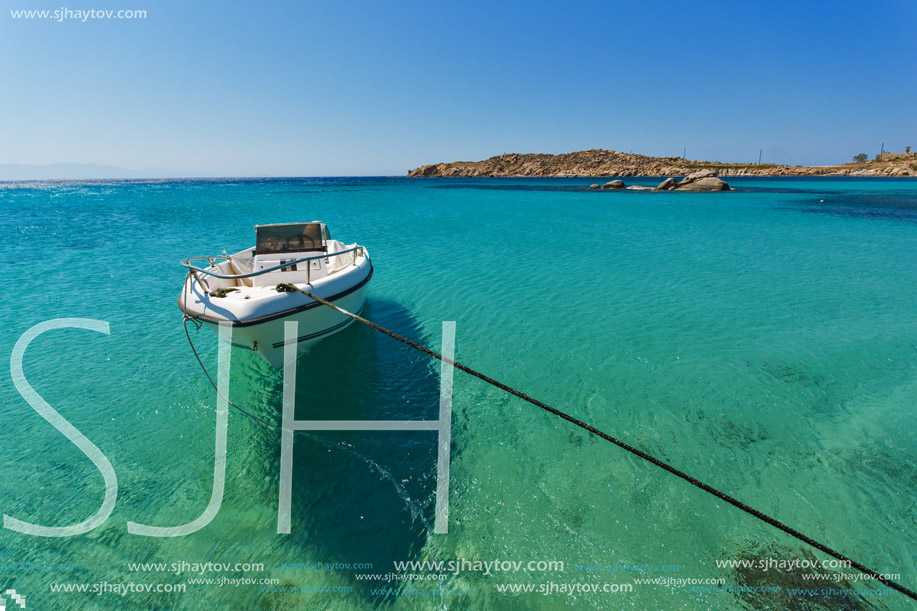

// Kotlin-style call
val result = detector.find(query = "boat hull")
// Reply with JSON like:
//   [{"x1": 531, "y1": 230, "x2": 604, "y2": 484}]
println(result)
[
  {"x1": 179, "y1": 244, "x2": 372, "y2": 368},
  {"x1": 203, "y1": 283, "x2": 368, "y2": 368}
]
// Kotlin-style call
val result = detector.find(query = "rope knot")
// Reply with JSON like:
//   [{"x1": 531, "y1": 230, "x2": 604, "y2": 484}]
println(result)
[{"x1": 208, "y1": 287, "x2": 238, "y2": 298}]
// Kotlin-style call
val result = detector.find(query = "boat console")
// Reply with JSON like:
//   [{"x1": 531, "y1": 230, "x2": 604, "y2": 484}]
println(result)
[{"x1": 251, "y1": 222, "x2": 331, "y2": 287}]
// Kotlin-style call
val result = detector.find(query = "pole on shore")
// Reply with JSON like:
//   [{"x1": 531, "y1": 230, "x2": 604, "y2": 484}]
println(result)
[{"x1": 758, "y1": 149, "x2": 763, "y2": 165}]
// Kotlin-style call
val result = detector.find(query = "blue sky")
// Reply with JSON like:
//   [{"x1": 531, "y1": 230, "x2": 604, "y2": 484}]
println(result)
[{"x1": 1, "y1": 0, "x2": 915, "y2": 176}]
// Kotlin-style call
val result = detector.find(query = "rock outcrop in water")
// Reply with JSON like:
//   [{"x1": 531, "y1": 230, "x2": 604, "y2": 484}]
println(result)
[
  {"x1": 593, "y1": 170, "x2": 732, "y2": 192},
  {"x1": 677, "y1": 177, "x2": 730, "y2": 191},
  {"x1": 674, "y1": 169, "x2": 730, "y2": 191},
  {"x1": 407, "y1": 148, "x2": 917, "y2": 177},
  {"x1": 592, "y1": 171, "x2": 732, "y2": 192}
]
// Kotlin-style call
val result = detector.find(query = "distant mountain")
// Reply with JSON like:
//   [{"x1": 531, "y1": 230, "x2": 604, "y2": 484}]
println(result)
[{"x1": 0, "y1": 163, "x2": 186, "y2": 180}]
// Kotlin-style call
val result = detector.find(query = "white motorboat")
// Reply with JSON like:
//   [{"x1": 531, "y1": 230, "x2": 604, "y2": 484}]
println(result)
[{"x1": 179, "y1": 222, "x2": 372, "y2": 367}]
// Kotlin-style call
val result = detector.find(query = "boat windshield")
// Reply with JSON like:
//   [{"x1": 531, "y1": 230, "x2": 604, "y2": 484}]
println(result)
[{"x1": 255, "y1": 223, "x2": 325, "y2": 255}]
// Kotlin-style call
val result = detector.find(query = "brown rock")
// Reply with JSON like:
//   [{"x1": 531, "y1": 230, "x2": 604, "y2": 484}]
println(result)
[
  {"x1": 675, "y1": 176, "x2": 730, "y2": 191},
  {"x1": 678, "y1": 169, "x2": 719, "y2": 186},
  {"x1": 602, "y1": 180, "x2": 625, "y2": 189},
  {"x1": 589, "y1": 184, "x2": 600, "y2": 189},
  {"x1": 657, "y1": 177, "x2": 679, "y2": 190}
]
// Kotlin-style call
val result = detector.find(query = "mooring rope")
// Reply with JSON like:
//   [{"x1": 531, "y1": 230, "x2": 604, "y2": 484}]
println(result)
[
  {"x1": 268, "y1": 282, "x2": 916, "y2": 601},
  {"x1": 182, "y1": 317, "x2": 279, "y2": 429}
]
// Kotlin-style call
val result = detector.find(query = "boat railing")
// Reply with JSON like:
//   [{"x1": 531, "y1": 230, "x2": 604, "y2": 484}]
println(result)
[{"x1": 181, "y1": 245, "x2": 365, "y2": 284}]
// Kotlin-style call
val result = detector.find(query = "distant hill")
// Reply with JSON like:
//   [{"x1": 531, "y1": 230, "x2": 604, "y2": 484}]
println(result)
[
  {"x1": 0, "y1": 163, "x2": 185, "y2": 180},
  {"x1": 408, "y1": 149, "x2": 917, "y2": 178}
]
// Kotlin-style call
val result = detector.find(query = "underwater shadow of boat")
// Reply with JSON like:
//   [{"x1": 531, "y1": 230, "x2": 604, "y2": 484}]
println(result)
[{"x1": 239, "y1": 298, "x2": 446, "y2": 598}]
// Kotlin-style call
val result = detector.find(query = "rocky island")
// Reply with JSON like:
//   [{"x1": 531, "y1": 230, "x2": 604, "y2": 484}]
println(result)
[{"x1": 408, "y1": 148, "x2": 917, "y2": 178}]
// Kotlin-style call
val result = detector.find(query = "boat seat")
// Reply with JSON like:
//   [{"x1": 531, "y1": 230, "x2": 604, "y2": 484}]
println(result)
[
  {"x1": 226, "y1": 258, "x2": 254, "y2": 287},
  {"x1": 251, "y1": 250, "x2": 329, "y2": 287}
]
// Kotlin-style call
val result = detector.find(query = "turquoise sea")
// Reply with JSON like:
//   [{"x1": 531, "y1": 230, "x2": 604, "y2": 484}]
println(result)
[{"x1": 0, "y1": 176, "x2": 915, "y2": 610}]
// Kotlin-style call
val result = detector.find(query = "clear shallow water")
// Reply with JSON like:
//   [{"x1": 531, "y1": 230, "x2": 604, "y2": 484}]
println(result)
[{"x1": 0, "y1": 176, "x2": 915, "y2": 610}]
